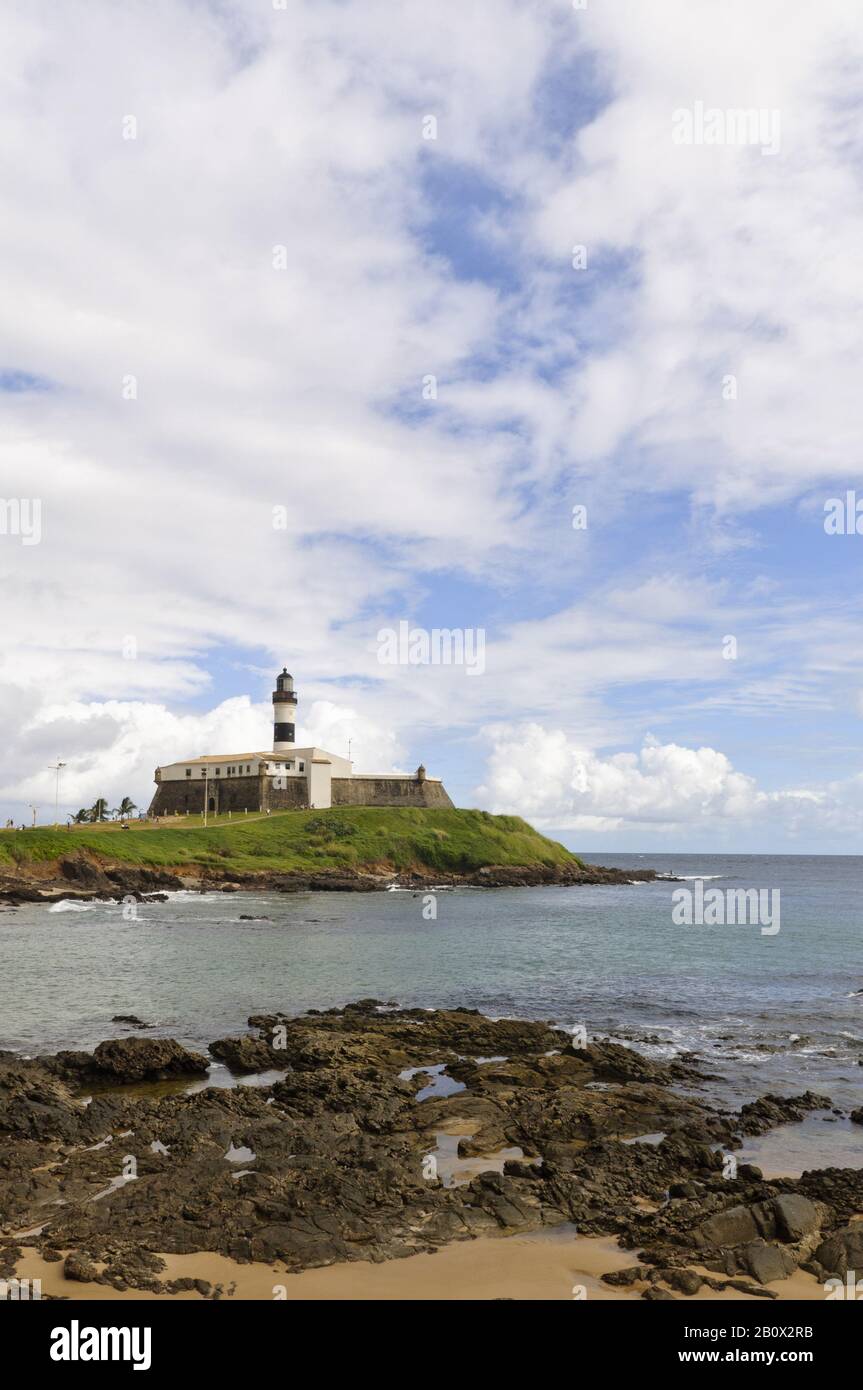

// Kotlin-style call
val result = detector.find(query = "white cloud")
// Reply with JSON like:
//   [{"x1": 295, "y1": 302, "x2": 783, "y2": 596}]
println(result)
[
  {"x1": 2, "y1": 1, "x2": 863, "y2": 841},
  {"x1": 478, "y1": 725, "x2": 763, "y2": 831},
  {"x1": 477, "y1": 723, "x2": 863, "y2": 841},
  {"x1": 0, "y1": 0, "x2": 555, "y2": 717},
  {"x1": 530, "y1": 0, "x2": 863, "y2": 512}
]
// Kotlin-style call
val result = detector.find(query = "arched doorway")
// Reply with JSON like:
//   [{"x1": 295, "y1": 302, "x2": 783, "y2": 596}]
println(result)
[{"x1": 208, "y1": 797, "x2": 216, "y2": 813}]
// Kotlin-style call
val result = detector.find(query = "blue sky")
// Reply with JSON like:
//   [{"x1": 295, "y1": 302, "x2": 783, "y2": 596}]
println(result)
[{"x1": 2, "y1": 0, "x2": 863, "y2": 851}]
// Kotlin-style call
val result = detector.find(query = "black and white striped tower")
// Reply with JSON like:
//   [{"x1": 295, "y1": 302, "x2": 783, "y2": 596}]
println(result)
[{"x1": 272, "y1": 668, "x2": 298, "y2": 752}]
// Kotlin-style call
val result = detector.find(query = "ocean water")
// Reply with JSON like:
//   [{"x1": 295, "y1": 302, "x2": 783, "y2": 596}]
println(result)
[{"x1": 1, "y1": 853, "x2": 861, "y2": 1169}]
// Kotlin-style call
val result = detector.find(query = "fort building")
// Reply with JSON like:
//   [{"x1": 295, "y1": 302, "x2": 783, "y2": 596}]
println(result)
[{"x1": 148, "y1": 668, "x2": 453, "y2": 816}]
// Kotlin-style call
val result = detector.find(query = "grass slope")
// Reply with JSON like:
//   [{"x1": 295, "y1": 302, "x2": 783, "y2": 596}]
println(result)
[{"x1": 0, "y1": 807, "x2": 584, "y2": 876}]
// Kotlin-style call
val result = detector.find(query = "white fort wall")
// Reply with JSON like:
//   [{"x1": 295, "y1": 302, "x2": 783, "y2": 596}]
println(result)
[
  {"x1": 150, "y1": 747, "x2": 451, "y2": 815},
  {"x1": 154, "y1": 747, "x2": 353, "y2": 782}
]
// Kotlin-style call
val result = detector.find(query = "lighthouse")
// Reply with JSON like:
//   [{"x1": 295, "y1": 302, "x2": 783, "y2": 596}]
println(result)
[
  {"x1": 150, "y1": 661, "x2": 454, "y2": 816},
  {"x1": 272, "y1": 668, "x2": 298, "y2": 752}
]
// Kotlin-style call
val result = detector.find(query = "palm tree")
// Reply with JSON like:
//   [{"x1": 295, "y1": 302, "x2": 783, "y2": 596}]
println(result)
[
  {"x1": 71, "y1": 809, "x2": 91, "y2": 824},
  {"x1": 113, "y1": 797, "x2": 137, "y2": 820},
  {"x1": 90, "y1": 797, "x2": 109, "y2": 822}
]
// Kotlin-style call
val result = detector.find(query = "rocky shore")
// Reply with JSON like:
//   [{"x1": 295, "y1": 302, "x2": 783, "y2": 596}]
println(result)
[
  {"x1": 1, "y1": 1001, "x2": 860, "y2": 1300},
  {"x1": 0, "y1": 853, "x2": 663, "y2": 906}
]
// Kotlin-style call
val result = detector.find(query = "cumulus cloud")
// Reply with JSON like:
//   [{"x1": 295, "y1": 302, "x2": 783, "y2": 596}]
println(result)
[
  {"x1": 478, "y1": 726, "x2": 763, "y2": 831},
  {"x1": 477, "y1": 724, "x2": 863, "y2": 840}
]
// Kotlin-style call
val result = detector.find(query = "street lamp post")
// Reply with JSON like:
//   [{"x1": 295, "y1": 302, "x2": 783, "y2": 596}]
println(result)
[
  {"x1": 203, "y1": 765, "x2": 209, "y2": 827},
  {"x1": 48, "y1": 761, "x2": 66, "y2": 827}
]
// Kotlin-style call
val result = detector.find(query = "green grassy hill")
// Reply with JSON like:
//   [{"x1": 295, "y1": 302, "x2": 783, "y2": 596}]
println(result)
[{"x1": 0, "y1": 807, "x2": 584, "y2": 877}]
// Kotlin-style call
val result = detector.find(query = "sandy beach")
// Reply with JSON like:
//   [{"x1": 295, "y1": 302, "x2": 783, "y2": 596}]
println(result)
[{"x1": 14, "y1": 1226, "x2": 829, "y2": 1301}]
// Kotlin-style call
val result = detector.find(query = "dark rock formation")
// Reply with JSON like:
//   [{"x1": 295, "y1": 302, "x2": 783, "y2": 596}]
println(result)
[
  {"x1": 813, "y1": 1225, "x2": 863, "y2": 1278},
  {"x1": 47, "y1": 1037, "x2": 209, "y2": 1083},
  {"x1": 735, "y1": 1092, "x2": 832, "y2": 1135},
  {"x1": 0, "y1": 1002, "x2": 858, "y2": 1299},
  {"x1": 0, "y1": 855, "x2": 666, "y2": 907}
]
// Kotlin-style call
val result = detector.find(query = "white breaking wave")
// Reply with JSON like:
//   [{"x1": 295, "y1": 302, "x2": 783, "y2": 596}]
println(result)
[{"x1": 48, "y1": 900, "x2": 94, "y2": 913}]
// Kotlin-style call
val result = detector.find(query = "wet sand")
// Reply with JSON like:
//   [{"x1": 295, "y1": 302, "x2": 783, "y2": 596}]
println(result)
[{"x1": 15, "y1": 1227, "x2": 827, "y2": 1301}]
